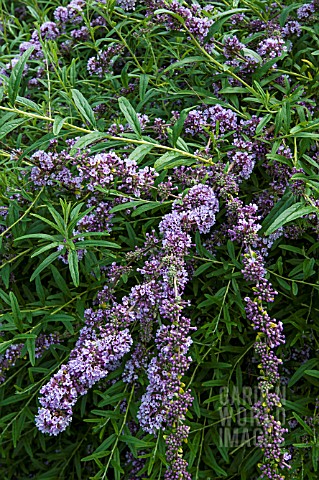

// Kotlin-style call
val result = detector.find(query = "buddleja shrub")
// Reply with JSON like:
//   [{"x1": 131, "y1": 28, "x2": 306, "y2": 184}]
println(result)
[{"x1": 0, "y1": 0, "x2": 319, "y2": 478}]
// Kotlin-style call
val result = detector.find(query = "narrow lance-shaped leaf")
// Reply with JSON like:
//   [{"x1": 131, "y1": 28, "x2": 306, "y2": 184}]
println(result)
[
  {"x1": 139, "y1": 74, "x2": 149, "y2": 102},
  {"x1": 75, "y1": 240, "x2": 120, "y2": 248},
  {"x1": 128, "y1": 144, "x2": 154, "y2": 163},
  {"x1": 110, "y1": 200, "x2": 146, "y2": 214},
  {"x1": 292, "y1": 412, "x2": 314, "y2": 437},
  {"x1": 9, "y1": 292, "x2": 23, "y2": 332},
  {"x1": 288, "y1": 358, "x2": 318, "y2": 387},
  {"x1": 118, "y1": 97, "x2": 141, "y2": 137},
  {"x1": 26, "y1": 337, "x2": 36, "y2": 366},
  {"x1": 71, "y1": 89, "x2": 97, "y2": 128},
  {"x1": 31, "y1": 242, "x2": 61, "y2": 258},
  {"x1": 304, "y1": 369, "x2": 319, "y2": 379},
  {"x1": 131, "y1": 202, "x2": 164, "y2": 217},
  {"x1": 0, "y1": 118, "x2": 27, "y2": 140},
  {"x1": 30, "y1": 249, "x2": 65, "y2": 282},
  {"x1": 8, "y1": 46, "x2": 34, "y2": 104},
  {"x1": 53, "y1": 116, "x2": 68, "y2": 135},
  {"x1": 154, "y1": 152, "x2": 183, "y2": 171},
  {"x1": 70, "y1": 132, "x2": 106, "y2": 154},
  {"x1": 265, "y1": 202, "x2": 317, "y2": 235},
  {"x1": 68, "y1": 250, "x2": 80, "y2": 287},
  {"x1": 16, "y1": 96, "x2": 42, "y2": 113},
  {"x1": 172, "y1": 107, "x2": 192, "y2": 147}
]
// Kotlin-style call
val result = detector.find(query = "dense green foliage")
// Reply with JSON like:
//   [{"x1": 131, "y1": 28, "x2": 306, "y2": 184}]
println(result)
[{"x1": 0, "y1": 0, "x2": 319, "y2": 479}]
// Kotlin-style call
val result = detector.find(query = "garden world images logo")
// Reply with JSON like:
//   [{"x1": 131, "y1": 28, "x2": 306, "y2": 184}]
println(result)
[{"x1": 218, "y1": 386, "x2": 287, "y2": 447}]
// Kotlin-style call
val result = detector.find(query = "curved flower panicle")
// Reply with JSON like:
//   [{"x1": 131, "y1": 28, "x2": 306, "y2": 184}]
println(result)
[
  {"x1": 226, "y1": 196, "x2": 290, "y2": 479},
  {"x1": 35, "y1": 326, "x2": 132, "y2": 435}
]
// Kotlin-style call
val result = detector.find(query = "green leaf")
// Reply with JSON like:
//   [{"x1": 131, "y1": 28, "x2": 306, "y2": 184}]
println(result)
[
  {"x1": 279, "y1": 244, "x2": 304, "y2": 254},
  {"x1": 261, "y1": 191, "x2": 294, "y2": 233},
  {"x1": 112, "y1": 447, "x2": 123, "y2": 480},
  {"x1": 26, "y1": 337, "x2": 36, "y2": 366},
  {"x1": 0, "y1": 288, "x2": 11, "y2": 305},
  {"x1": 219, "y1": 87, "x2": 248, "y2": 94},
  {"x1": 154, "y1": 152, "x2": 183, "y2": 171},
  {"x1": 118, "y1": 97, "x2": 141, "y2": 137},
  {"x1": 213, "y1": 7, "x2": 248, "y2": 19},
  {"x1": 68, "y1": 250, "x2": 80, "y2": 287},
  {"x1": 202, "y1": 380, "x2": 227, "y2": 387},
  {"x1": 70, "y1": 132, "x2": 106, "y2": 153},
  {"x1": 175, "y1": 136, "x2": 189, "y2": 152},
  {"x1": 139, "y1": 74, "x2": 149, "y2": 102},
  {"x1": 292, "y1": 281, "x2": 298, "y2": 296},
  {"x1": 203, "y1": 446, "x2": 228, "y2": 476},
  {"x1": 15, "y1": 233, "x2": 59, "y2": 243},
  {"x1": 188, "y1": 431, "x2": 201, "y2": 468},
  {"x1": 20, "y1": 133, "x2": 55, "y2": 158},
  {"x1": 304, "y1": 369, "x2": 319, "y2": 379},
  {"x1": 119, "y1": 435, "x2": 153, "y2": 448},
  {"x1": 292, "y1": 412, "x2": 314, "y2": 437},
  {"x1": 0, "y1": 118, "x2": 27, "y2": 140},
  {"x1": 279, "y1": 3, "x2": 303, "y2": 26},
  {"x1": 68, "y1": 206, "x2": 95, "y2": 233},
  {"x1": 242, "y1": 48, "x2": 262, "y2": 63},
  {"x1": 162, "y1": 56, "x2": 206, "y2": 73},
  {"x1": 72, "y1": 231, "x2": 112, "y2": 238},
  {"x1": 12, "y1": 412, "x2": 26, "y2": 448},
  {"x1": 9, "y1": 292, "x2": 23, "y2": 332},
  {"x1": 31, "y1": 212, "x2": 65, "y2": 235},
  {"x1": 31, "y1": 242, "x2": 61, "y2": 257},
  {"x1": 131, "y1": 202, "x2": 163, "y2": 217},
  {"x1": 81, "y1": 450, "x2": 112, "y2": 461},
  {"x1": 75, "y1": 240, "x2": 120, "y2": 249},
  {"x1": 71, "y1": 89, "x2": 97, "y2": 128},
  {"x1": 128, "y1": 144, "x2": 154, "y2": 163},
  {"x1": 53, "y1": 116, "x2": 68, "y2": 135},
  {"x1": 264, "y1": 202, "x2": 316, "y2": 235},
  {"x1": 109, "y1": 200, "x2": 146, "y2": 214},
  {"x1": 255, "y1": 113, "x2": 272, "y2": 134},
  {"x1": 154, "y1": 8, "x2": 185, "y2": 25},
  {"x1": 30, "y1": 249, "x2": 64, "y2": 282},
  {"x1": 282, "y1": 399, "x2": 311, "y2": 416},
  {"x1": 47, "y1": 205, "x2": 65, "y2": 232},
  {"x1": 0, "y1": 112, "x2": 15, "y2": 128},
  {"x1": 0, "y1": 393, "x2": 30, "y2": 406},
  {"x1": 94, "y1": 434, "x2": 117, "y2": 454},
  {"x1": 312, "y1": 445, "x2": 319, "y2": 472},
  {"x1": 193, "y1": 262, "x2": 213, "y2": 277},
  {"x1": 288, "y1": 358, "x2": 318, "y2": 387},
  {"x1": 172, "y1": 108, "x2": 192, "y2": 147},
  {"x1": 16, "y1": 96, "x2": 42, "y2": 114},
  {"x1": 14, "y1": 333, "x2": 37, "y2": 340},
  {"x1": 0, "y1": 340, "x2": 13, "y2": 354},
  {"x1": 8, "y1": 46, "x2": 34, "y2": 104},
  {"x1": 206, "y1": 14, "x2": 237, "y2": 37},
  {"x1": 293, "y1": 132, "x2": 319, "y2": 139}
]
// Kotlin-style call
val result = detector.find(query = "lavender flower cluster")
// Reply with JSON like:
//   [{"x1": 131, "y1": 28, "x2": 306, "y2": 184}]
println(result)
[
  {"x1": 30, "y1": 144, "x2": 158, "y2": 198},
  {"x1": 146, "y1": 0, "x2": 213, "y2": 47},
  {"x1": 3, "y1": 0, "x2": 319, "y2": 477},
  {"x1": 184, "y1": 104, "x2": 238, "y2": 136},
  {"x1": 0, "y1": 333, "x2": 60, "y2": 385},
  {"x1": 226, "y1": 197, "x2": 290, "y2": 479},
  {"x1": 77, "y1": 151, "x2": 158, "y2": 197},
  {"x1": 28, "y1": 145, "x2": 159, "y2": 266},
  {"x1": 87, "y1": 45, "x2": 123, "y2": 77},
  {"x1": 21, "y1": 91, "x2": 307, "y2": 477},
  {"x1": 36, "y1": 318, "x2": 132, "y2": 435},
  {"x1": 31, "y1": 182, "x2": 218, "y2": 475},
  {"x1": 137, "y1": 317, "x2": 193, "y2": 434}
]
